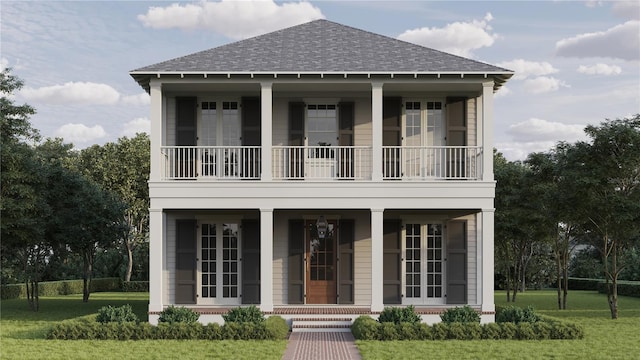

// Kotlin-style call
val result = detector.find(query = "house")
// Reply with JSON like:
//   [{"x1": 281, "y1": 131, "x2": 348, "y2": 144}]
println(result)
[{"x1": 130, "y1": 19, "x2": 512, "y2": 327}]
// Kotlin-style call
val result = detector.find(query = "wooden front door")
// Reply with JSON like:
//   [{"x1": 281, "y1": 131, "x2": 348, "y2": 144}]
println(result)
[{"x1": 306, "y1": 220, "x2": 337, "y2": 304}]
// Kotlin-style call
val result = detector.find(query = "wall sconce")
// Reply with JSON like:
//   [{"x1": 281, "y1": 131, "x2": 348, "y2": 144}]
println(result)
[{"x1": 316, "y1": 215, "x2": 328, "y2": 240}]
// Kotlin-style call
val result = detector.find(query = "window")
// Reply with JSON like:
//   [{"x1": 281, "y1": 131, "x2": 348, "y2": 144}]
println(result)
[
  {"x1": 404, "y1": 223, "x2": 445, "y2": 304},
  {"x1": 307, "y1": 104, "x2": 337, "y2": 148}
]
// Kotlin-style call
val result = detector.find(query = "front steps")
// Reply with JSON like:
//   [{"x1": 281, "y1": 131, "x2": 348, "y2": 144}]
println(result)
[{"x1": 290, "y1": 317, "x2": 354, "y2": 333}]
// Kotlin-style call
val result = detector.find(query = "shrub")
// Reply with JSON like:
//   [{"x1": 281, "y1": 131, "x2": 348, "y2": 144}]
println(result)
[
  {"x1": 265, "y1": 316, "x2": 289, "y2": 340},
  {"x1": 96, "y1": 304, "x2": 139, "y2": 324},
  {"x1": 222, "y1": 305, "x2": 265, "y2": 324},
  {"x1": 398, "y1": 322, "x2": 418, "y2": 340},
  {"x1": 482, "y1": 322, "x2": 502, "y2": 340},
  {"x1": 379, "y1": 322, "x2": 399, "y2": 340},
  {"x1": 516, "y1": 322, "x2": 537, "y2": 340},
  {"x1": 431, "y1": 323, "x2": 448, "y2": 340},
  {"x1": 202, "y1": 323, "x2": 222, "y2": 340},
  {"x1": 158, "y1": 305, "x2": 199, "y2": 324},
  {"x1": 222, "y1": 322, "x2": 242, "y2": 339},
  {"x1": 496, "y1": 305, "x2": 541, "y2": 324},
  {"x1": 415, "y1": 323, "x2": 432, "y2": 340},
  {"x1": 122, "y1": 281, "x2": 149, "y2": 292},
  {"x1": 351, "y1": 316, "x2": 380, "y2": 340},
  {"x1": 0, "y1": 284, "x2": 23, "y2": 300},
  {"x1": 500, "y1": 322, "x2": 518, "y2": 340},
  {"x1": 465, "y1": 323, "x2": 483, "y2": 340},
  {"x1": 378, "y1": 305, "x2": 421, "y2": 324},
  {"x1": 440, "y1": 305, "x2": 480, "y2": 324},
  {"x1": 91, "y1": 278, "x2": 122, "y2": 292},
  {"x1": 446, "y1": 323, "x2": 467, "y2": 340},
  {"x1": 1, "y1": 278, "x2": 121, "y2": 299}
]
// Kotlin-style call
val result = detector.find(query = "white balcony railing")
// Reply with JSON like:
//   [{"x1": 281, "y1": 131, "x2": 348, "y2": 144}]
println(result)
[
  {"x1": 161, "y1": 146, "x2": 261, "y2": 180},
  {"x1": 272, "y1": 146, "x2": 372, "y2": 180},
  {"x1": 159, "y1": 146, "x2": 482, "y2": 180},
  {"x1": 382, "y1": 146, "x2": 482, "y2": 180}
]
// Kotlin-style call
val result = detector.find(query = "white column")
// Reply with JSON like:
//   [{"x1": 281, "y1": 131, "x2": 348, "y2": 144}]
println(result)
[
  {"x1": 371, "y1": 208, "x2": 384, "y2": 312},
  {"x1": 260, "y1": 82, "x2": 273, "y2": 181},
  {"x1": 481, "y1": 209, "x2": 495, "y2": 314},
  {"x1": 481, "y1": 82, "x2": 494, "y2": 182},
  {"x1": 149, "y1": 80, "x2": 163, "y2": 181},
  {"x1": 260, "y1": 208, "x2": 274, "y2": 311},
  {"x1": 148, "y1": 208, "x2": 164, "y2": 324},
  {"x1": 371, "y1": 82, "x2": 384, "y2": 182}
]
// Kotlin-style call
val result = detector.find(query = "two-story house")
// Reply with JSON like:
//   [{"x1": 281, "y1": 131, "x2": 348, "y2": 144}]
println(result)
[{"x1": 131, "y1": 19, "x2": 512, "y2": 327}]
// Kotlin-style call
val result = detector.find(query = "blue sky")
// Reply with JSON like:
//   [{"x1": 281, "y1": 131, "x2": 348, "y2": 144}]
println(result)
[{"x1": 2, "y1": 0, "x2": 638, "y2": 160}]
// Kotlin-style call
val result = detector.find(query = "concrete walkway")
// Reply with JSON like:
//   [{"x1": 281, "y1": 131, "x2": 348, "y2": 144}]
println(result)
[{"x1": 282, "y1": 332, "x2": 362, "y2": 360}]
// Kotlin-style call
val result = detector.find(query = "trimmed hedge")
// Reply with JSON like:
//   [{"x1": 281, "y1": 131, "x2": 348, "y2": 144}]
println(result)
[
  {"x1": 1, "y1": 278, "x2": 122, "y2": 300},
  {"x1": 350, "y1": 315, "x2": 584, "y2": 340},
  {"x1": 122, "y1": 281, "x2": 149, "y2": 292},
  {"x1": 46, "y1": 316, "x2": 290, "y2": 340},
  {"x1": 568, "y1": 277, "x2": 640, "y2": 298}
]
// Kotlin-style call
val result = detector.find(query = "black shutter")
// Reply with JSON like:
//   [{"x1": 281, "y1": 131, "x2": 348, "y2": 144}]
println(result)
[
  {"x1": 241, "y1": 219, "x2": 261, "y2": 304},
  {"x1": 446, "y1": 97, "x2": 468, "y2": 178},
  {"x1": 241, "y1": 97, "x2": 261, "y2": 178},
  {"x1": 288, "y1": 219, "x2": 305, "y2": 304},
  {"x1": 383, "y1": 97, "x2": 402, "y2": 178},
  {"x1": 288, "y1": 102, "x2": 305, "y2": 178},
  {"x1": 175, "y1": 219, "x2": 197, "y2": 304},
  {"x1": 446, "y1": 221, "x2": 467, "y2": 304},
  {"x1": 338, "y1": 219, "x2": 355, "y2": 304},
  {"x1": 338, "y1": 102, "x2": 354, "y2": 179},
  {"x1": 383, "y1": 220, "x2": 402, "y2": 304},
  {"x1": 175, "y1": 97, "x2": 197, "y2": 178}
]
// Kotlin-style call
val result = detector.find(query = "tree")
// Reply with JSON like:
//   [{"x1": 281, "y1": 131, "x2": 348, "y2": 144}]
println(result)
[
  {"x1": 77, "y1": 134, "x2": 150, "y2": 281},
  {"x1": 568, "y1": 115, "x2": 640, "y2": 319}
]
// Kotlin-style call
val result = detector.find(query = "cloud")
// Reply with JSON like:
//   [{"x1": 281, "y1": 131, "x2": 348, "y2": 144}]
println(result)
[
  {"x1": 54, "y1": 123, "x2": 107, "y2": 144},
  {"x1": 506, "y1": 118, "x2": 586, "y2": 143},
  {"x1": 494, "y1": 85, "x2": 511, "y2": 98},
  {"x1": 0, "y1": 58, "x2": 8, "y2": 71},
  {"x1": 138, "y1": 0, "x2": 325, "y2": 40},
  {"x1": 397, "y1": 13, "x2": 498, "y2": 57},
  {"x1": 522, "y1": 76, "x2": 569, "y2": 94},
  {"x1": 495, "y1": 141, "x2": 558, "y2": 161},
  {"x1": 577, "y1": 63, "x2": 622, "y2": 75},
  {"x1": 556, "y1": 20, "x2": 640, "y2": 60},
  {"x1": 611, "y1": 1, "x2": 640, "y2": 20},
  {"x1": 121, "y1": 93, "x2": 150, "y2": 106},
  {"x1": 495, "y1": 59, "x2": 558, "y2": 80},
  {"x1": 121, "y1": 117, "x2": 150, "y2": 137},
  {"x1": 20, "y1": 82, "x2": 120, "y2": 105}
]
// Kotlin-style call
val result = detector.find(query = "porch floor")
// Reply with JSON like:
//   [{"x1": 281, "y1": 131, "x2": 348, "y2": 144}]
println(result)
[
  {"x1": 282, "y1": 332, "x2": 361, "y2": 360},
  {"x1": 178, "y1": 305, "x2": 488, "y2": 316}
]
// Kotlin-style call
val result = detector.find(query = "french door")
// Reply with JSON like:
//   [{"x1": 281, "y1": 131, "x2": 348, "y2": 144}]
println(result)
[
  {"x1": 403, "y1": 222, "x2": 446, "y2": 305},
  {"x1": 403, "y1": 100, "x2": 445, "y2": 178},
  {"x1": 305, "y1": 219, "x2": 337, "y2": 304},
  {"x1": 198, "y1": 222, "x2": 241, "y2": 305}
]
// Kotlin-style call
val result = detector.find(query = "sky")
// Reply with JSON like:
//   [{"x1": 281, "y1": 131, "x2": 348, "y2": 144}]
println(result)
[{"x1": 2, "y1": 0, "x2": 639, "y2": 160}]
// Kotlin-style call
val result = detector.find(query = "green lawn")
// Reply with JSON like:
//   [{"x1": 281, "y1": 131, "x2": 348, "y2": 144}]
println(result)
[
  {"x1": 0, "y1": 292, "x2": 287, "y2": 360},
  {"x1": 357, "y1": 290, "x2": 640, "y2": 360}
]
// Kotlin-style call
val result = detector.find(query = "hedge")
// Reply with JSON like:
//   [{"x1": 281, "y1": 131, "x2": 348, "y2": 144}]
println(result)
[
  {"x1": 1, "y1": 278, "x2": 122, "y2": 300},
  {"x1": 350, "y1": 315, "x2": 584, "y2": 341},
  {"x1": 568, "y1": 277, "x2": 640, "y2": 298},
  {"x1": 122, "y1": 281, "x2": 149, "y2": 292},
  {"x1": 46, "y1": 316, "x2": 290, "y2": 340}
]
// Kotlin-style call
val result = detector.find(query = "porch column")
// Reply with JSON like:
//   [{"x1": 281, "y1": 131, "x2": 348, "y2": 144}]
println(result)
[
  {"x1": 481, "y1": 82, "x2": 494, "y2": 182},
  {"x1": 371, "y1": 208, "x2": 384, "y2": 311},
  {"x1": 480, "y1": 209, "x2": 495, "y2": 314},
  {"x1": 260, "y1": 82, "x2": 273, "y2": 181},
  {"x1": 371, "y1": 82, "x2": 384, "y2": 182},
  {"x1": 260, "y1": 208, "x2": 274, "y2": 311},
  {"x1": 149, "y1": 80, "x2": 162, "y2": 181},
  {"x1": 148, "y1": 208, "x2": 165, "y2": 324}
]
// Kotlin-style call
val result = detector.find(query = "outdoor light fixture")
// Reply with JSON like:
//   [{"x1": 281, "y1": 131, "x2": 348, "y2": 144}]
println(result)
[{"x1": 316, "y1": 215, "x2": 328, "y2": 240}]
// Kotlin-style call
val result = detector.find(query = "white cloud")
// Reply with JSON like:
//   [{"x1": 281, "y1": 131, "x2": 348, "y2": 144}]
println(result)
[
  {"x1": 121, "y1": 117, "x2": 150, "y2": 137},
  {"x1": 496, "y1": 141, "x2": 558, "y2": 161},
  {"x1": 495, "y1": 59, "x2": 558, "y2": 80},
  {"x1": 121, "y1": 93, "x2": 150, "y2": 106},
  {"x1": 20, "y1": 82, "x2": 120, "y2": 105},
  {"x1": 138, "y1": 0, "x2": 325, "y2": 40},
  {"x1": 494, "y1": 85, "x2": 511, "y2": 98},
  {"x1": 506, "y1": 118, "x2": 586, "y2": 143},
  {"x1": 522, "y1": 76, "x2": 569, "y2": 94},
  {"x1": 397, "y1": 13, "x2": 498, "y2": 58},
  {"x1": 556, "y1": 20, "x2": 640, "y2": 60},
  {"x1": 0, "y1": 58, "x2": 8, "y2": 71},
  {"x1": 611, "y1": 1, "x2": 640, "y2": 20},
  {"x1": 54, "y1": 123, "x2": 107, "y2": 144},
  {"x1": 577, "y1": 63, "x2": 622, "y2": 75}
]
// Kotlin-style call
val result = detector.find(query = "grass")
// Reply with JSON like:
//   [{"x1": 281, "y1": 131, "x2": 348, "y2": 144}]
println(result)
[
  {"x1": 357, "y1": 290, "x2": 640, "y2": 360},
  {"x1": 0, "y1": 292, "x2": 287, "y2": 360}
]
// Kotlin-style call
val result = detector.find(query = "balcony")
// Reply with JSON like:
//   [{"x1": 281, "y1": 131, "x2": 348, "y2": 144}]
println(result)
[{"x1": 160, "y1": 146, "x2": 483, "y2": 181}]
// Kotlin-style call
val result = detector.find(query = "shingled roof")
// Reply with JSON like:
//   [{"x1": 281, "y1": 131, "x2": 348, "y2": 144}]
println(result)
[{"x1": 131, "y1": 19, "x2": 512, "y2": 90}]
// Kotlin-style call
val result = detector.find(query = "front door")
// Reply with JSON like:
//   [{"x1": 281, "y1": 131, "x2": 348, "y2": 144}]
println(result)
[{"x1": 305, "y1": 219, "x2": 337, "y2": 304}]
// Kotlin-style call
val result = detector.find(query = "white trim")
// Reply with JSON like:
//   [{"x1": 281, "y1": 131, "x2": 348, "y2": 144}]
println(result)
[
  {"x1": 370, "y1": 209, "x2": 384, "y2": 311},
  {"x1": 371, "y1": 83, "x2": 383, "y2": 182},
  {"x1": 260, "y1": 209, "x2": 274, "y2": 311},
  {"x1": 148, "y1": 209, "x2": 164, "y2": 325},
  {"x1": 261, "y1": 83, "x2": 273, "y2": 181}
]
